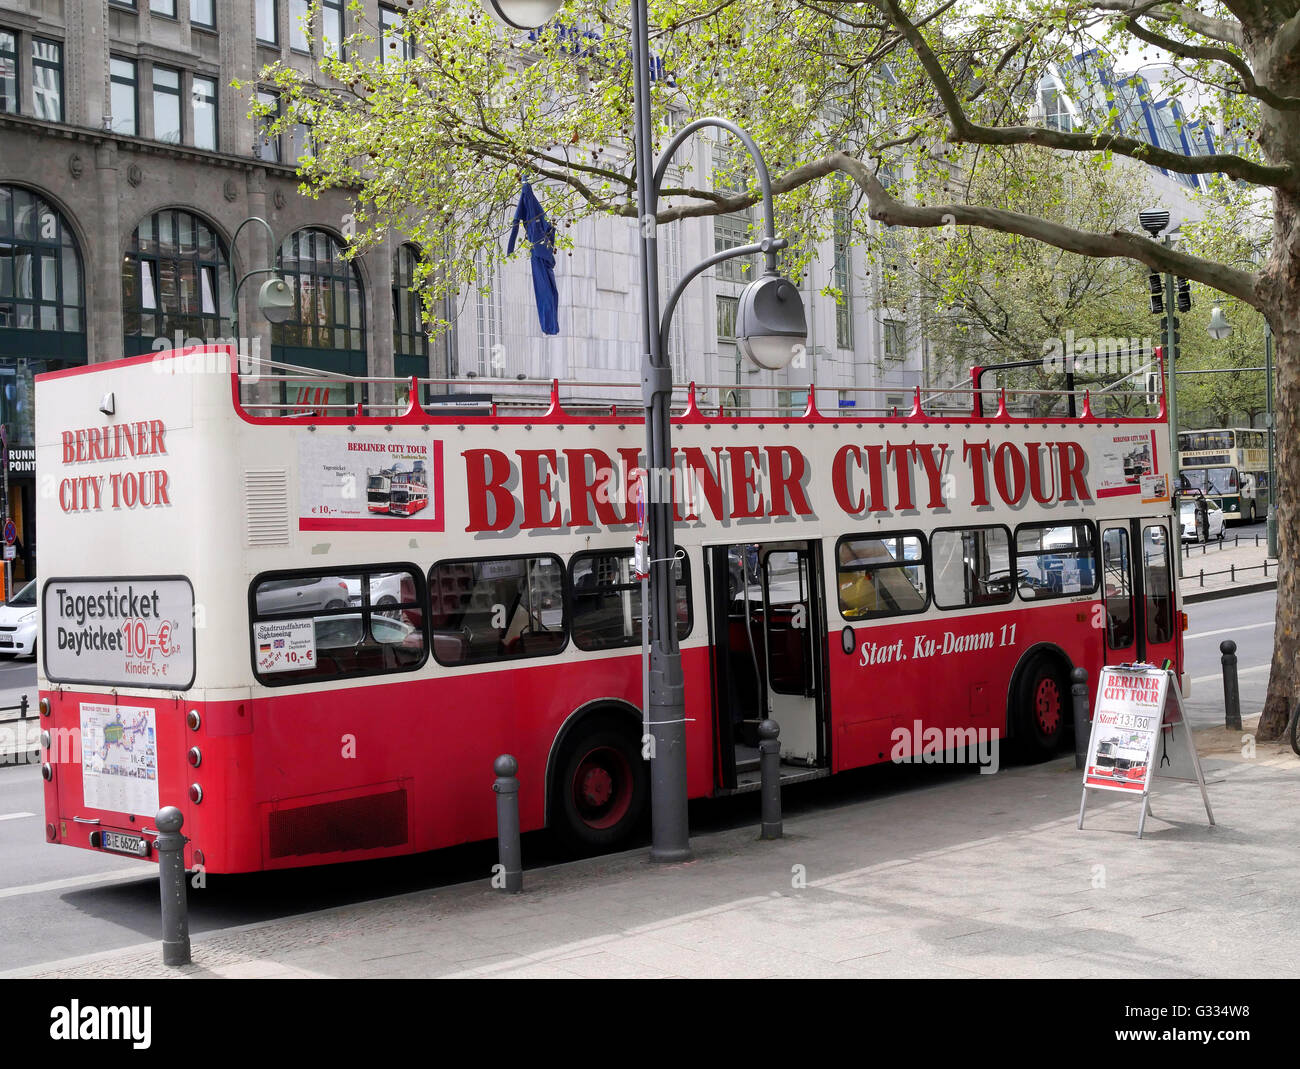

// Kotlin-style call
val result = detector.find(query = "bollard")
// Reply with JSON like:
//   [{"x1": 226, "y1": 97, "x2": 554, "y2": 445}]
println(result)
[
  {"x1": 1220, "y1": 640, "x2": 1242, "y2": 731},
  {"x1": 18, "y1": 694, "x2": 28, "y2": 719},
  {"x1": 758, "y1": 719, "x2": 782, "y2": 840},
  {"x1": 1071, "y1": 668, "x2": 1090, "y2": 771},
  {"x1": 1199, "y1": 569, "x2": 1204, "y2": 587},
  {"x1": 1231, "y1": 563, "x2": 1235, "y2": 583},
  {"x1": 154, "y1": 806, "x2": 190, "y2": 967},
  {"x1": 1265, "y1": 558, "x2": 1269, "y2": 577},
  {"x1": 492, "y1": 755, "x2": 523, "y2": 893}
]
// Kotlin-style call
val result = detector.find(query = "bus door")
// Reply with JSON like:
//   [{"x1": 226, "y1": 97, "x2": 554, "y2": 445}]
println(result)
[
  {"x1": 1100, "y1": 517, "x2": 1179, "y2": 670},
  {"x1": 707, "y1": 541, "x2": 828, "y2": 791}
]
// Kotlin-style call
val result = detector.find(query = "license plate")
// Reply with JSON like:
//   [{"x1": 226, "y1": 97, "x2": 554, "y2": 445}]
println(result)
[{"x1": 101, "y1": 831, "x2": 149, "y2": 857}]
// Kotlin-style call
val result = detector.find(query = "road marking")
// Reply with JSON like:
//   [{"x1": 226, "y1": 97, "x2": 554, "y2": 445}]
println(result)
[
  {"x1": 1191, "y1": 663, "x2": 1270, "y2": 686},
  {"x1": 1185, "y1": 621, "x2": 1273, "y2": 641},
  {"x1": 0, "y1": 811, "x2": 35, "y2": 822},
  {"x1": 0, "y1": 869, "x2": 151, "y2": 901}
]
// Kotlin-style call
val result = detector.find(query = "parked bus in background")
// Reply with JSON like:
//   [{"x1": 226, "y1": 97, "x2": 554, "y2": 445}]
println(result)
[
  {"x1": 33, "y1": 348, "x2": 1185, "y2": 874},
  {"x1": 1176, "y1": 428, "x2": 1268, "y2": 524}
]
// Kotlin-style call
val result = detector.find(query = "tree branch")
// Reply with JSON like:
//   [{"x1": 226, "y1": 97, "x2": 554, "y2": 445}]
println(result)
[
  {"x1": 1086, "y1": 0, "x2": 1243, "y2": 45},
  {"x1": 832, "y1": 150, "x2": 1263, "y2": 308},
  {"x1": 868, "y1": 0, "x2": 1293, "y2": 188}
]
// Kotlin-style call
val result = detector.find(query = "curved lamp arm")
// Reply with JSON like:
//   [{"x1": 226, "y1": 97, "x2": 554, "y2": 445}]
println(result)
[
  {"x1": 651, "y1": 117, "x2": 779, "y2": 274},
  {"x1": 229, "y1": 217, "x2": 279, "y2": 336},
  {"x1": 658, "y1": 237, "x2": 786, "y2": 356}
]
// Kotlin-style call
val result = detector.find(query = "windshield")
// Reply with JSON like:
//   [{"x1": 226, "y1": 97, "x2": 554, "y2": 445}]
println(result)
[
  {"x1": 8, "y1": 580, "x2": 35, "y2": 607},
  {"x1": 1180, "y1": 467, "x2": 1238, "y2": 495}
]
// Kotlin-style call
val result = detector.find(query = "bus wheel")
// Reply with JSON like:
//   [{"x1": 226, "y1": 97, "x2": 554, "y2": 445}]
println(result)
[
  {"x1": 1014, "y1": 659, "x2": 1067, "y2": 760},
  {"x1": 553, "y1": 725, "x2": 647, "y2": 852}
]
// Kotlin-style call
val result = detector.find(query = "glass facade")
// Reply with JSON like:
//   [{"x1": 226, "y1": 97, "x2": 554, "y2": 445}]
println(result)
[
  {"x1": 273, "y1": 228, "x2": 366, "y2": 376},
  {"x1": 122, "y1": 209, "x2": 231, "y2": 350}
]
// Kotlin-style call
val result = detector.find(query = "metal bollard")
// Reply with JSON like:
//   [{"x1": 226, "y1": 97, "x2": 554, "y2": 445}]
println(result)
[
  {"x1": 18, "y1": 694, "x2": 27, "y2": 719},
  {"x1": 758, "y1": 719, "x2": 782, "y2": 840},
  {"x1": 492, "y1": 755, "x2": 523, "y2": 893},
  {"x1": 1071, "y1": 668, "x2": 1090, "y2": 770},
  {"x1": 154, "y1": 806, "x2": 191, "y2": 967},
  {"x1": 1220, "y1": 640, "x2": 1242, "y2": 731}
]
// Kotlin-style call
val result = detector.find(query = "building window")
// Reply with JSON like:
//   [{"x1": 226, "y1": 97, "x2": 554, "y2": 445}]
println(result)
[
  {"x1": 122, "y1": 209, "x2": 230, "y2": 347},
  {"x1": 288, "y1": 119, "x2": 314, "y2": 161},
  {"x1": 883, "y1": 318, "x2": 905, "y2": 362},
  {"x1": 0, "y1": 30, "x2": 17, "y2": 115},
  {"x1": 429, "y1": 556, "x2": 567, "y2": 665},
  {"x1": 712, "y1": 145, "x2": 756, "y2": 282},
  {"x1": 833, "y1": 201, "x2": 853, "y2": 350},
  {"x1": 256, "y1": 0, "x2": 278, "y2": 45},
  {"x1": 381, "y1": 5, "x2": 414, "y2": 63},
  {"x1": 191, "y1": 75, "x2": 217, "y2": 150},
  {"x1": 191, "y1": 0, "x2": 215, "y2": 28},
  {"x1": 30, "y1": 38, "x2": 62, "y2": 123},
  {"x1": 109, "y1": 58, "x2": 137, "y2": 136},
  {"x1": 289, "y1": 0, "x2": 309, "y2": 53},
  {"x1": 150, "y1": 0, "x2": 176, "y2": 17},
  {"x1": 0, "y1": 185, "x2": 85, "y2": 334},
  {"x1": 255, "y1": 90, "x2": 280, "y2": 161},
  {"x1": 274, "y1": 228, "x2": 365, "y2": 353},
  {"x1": 250, "y1": 567, "x2": 427, "y2": 686},
  {"x1": 322, "y1": 0, "x2": 345, "y2": 58},
  {"x1": 152, "y1": 66, "x2": 182, "y2": 143},
  {"x1": 716, "y1": 294, "x2": 738, "y2": 340},
  {"x1": 393, "y1": 244, "x2": 429, "y2": 366},
  {"x1": 474, "y1": 252, "x2": 502, "y2": 376}
]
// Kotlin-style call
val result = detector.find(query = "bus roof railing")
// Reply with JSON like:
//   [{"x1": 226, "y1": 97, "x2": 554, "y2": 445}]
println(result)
[{"x1": 232, "y1": 366, "x2": 1167, "y2": 425}]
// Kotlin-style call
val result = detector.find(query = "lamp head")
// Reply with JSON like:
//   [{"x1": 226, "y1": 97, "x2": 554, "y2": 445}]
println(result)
[
  {"x1": 479, "y1": 0, "x2": 564, "y2": 30},
  {"x1": 736, "y1": 273, "x2": 808, "y2": 372},
  {"x1": 1207, "y1": 306, "x2": 1233, "y2": 341},
  {"x1": 1138, "y1": 208, "x2": 1171, "y2": 238},
  {"x1": 257, "y1": 277, "x2": 295, "y2": 324}
]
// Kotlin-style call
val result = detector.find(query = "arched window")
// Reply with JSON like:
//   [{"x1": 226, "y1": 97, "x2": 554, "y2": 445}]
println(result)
[
  {"x1": 393, "y1": 243, "x2": 429, "y2": 377},
  {"x1": 0, "y1": 185, "x2": 84, "y2": 340},
  {"x1": 273, "y1": 227, "x2": 365, "y2": 375},
  {"x1": 122, "y1": 209, "x2": 230, "y2": 353}
]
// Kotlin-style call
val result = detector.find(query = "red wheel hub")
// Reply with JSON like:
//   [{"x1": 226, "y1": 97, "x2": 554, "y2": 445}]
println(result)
[
  {"x1": 571, "y1": 746, "x2": 633, "y2": 830},
  {"x1": 1035, "y1": 677, "x2": 1061, "y2": 734}
]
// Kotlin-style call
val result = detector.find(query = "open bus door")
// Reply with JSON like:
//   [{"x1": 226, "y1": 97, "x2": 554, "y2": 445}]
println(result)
[
  {"x1": 707, "y1": 541, "x2": 829, "y2": 793},
  {"x1": 1100, "y1": 516, "x2": 1180, "y2": 671}
]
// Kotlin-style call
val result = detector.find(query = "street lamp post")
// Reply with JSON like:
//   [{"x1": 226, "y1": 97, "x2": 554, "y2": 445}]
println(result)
[
  {"x1": 228, "y1": 216, "x2": 295, "y2": 359},
  {"x1": 482, "y1": 0, "x2": 807, "y2": 861}
]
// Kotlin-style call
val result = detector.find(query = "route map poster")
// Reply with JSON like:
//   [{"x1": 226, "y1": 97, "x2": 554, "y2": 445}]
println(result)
[
  {"x1": 298, "y1": 434, "x2": 444, "y2": 532},
  {"x1": 79, "y1": 703, "x2": 159, "y2": 815}
]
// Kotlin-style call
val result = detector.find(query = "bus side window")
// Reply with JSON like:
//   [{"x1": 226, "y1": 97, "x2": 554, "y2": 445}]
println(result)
[
  {"x1": 1013, "y1": 522, "x2": 1097, "y2": 600},
  {"x1": 930, "y1": 526, "x2": 1013, "y2": 610},
  {"x1": 570, "y1": 550, "x2": 690, "y2": 652},
  {"x1": 429, "y1": 555, "x2": 568, "y2": 665},
  {"x1": 1142, "y1": 525, "x2": 1174, "y2": 644},
  {"x1": 835, "y1": 532, "x2": 928, "y2": 620}
]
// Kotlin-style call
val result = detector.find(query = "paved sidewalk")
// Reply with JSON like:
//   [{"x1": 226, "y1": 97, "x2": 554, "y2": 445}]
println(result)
[
  {"x1": 10, "y1": 719, "x2": 1297, "y2": 979},
  {"x1": 1177, "y1": 534, "x2": 1275, "y2": 600}
]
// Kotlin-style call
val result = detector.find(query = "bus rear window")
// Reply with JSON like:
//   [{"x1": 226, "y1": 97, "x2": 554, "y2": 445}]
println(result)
[
  {"x1": 835, "y1": 532, "x2": 928, "y2": 620},
  {"x1": 429, "y1": 555, "x2": 567, "y2": 665},
  {"x1": 250, "y1": 566, "x2": 426, "y2": 685}
]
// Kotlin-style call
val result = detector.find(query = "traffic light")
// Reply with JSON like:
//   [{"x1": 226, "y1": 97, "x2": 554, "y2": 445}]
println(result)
[
  {"x1": 1176, "y1": 276, "x2": 1192, "y2": 313},
  {"x1": 1148, "y1": 271, "x2": 1164, "y2": 314},
  {"x1": 1159, "y1": 316, "x2": 1182, "y2": 354}
]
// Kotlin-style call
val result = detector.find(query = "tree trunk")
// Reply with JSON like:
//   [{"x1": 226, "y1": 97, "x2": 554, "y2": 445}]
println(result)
[{"x1": 1259, "y1": 184, "x2": 1299, "y2": 740}]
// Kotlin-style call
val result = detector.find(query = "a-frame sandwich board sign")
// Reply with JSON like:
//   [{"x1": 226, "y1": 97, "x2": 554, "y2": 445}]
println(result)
[{"x1": 1078, "y1": 664, "x2": 1215, "y2": 839}]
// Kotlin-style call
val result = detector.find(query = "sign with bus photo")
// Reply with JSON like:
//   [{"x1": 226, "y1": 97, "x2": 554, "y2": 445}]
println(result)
[
  {"x1": 1096, "y1": 431, "x2": 1158, "y2": 497},
  {"x1": 1078, "y1": 665, "x2": 1214, "y2": 838},
  {"x1": 42, "y1": 577, "x2": 195, "y2": 690},
  {"x1": 298, "y1": 434, "x2": 444, "y2": 532}
]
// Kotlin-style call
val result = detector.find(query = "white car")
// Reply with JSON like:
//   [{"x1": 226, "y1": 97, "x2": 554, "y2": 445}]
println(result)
[
  {"x1": 1180, "y1": 499, "x2": 1226, "y2": 542},
  {"x1": 0, "y1": 579, "x2": 38, "y2": 659},
  {"x1": 343, "y1": 572, "x2": 409, "y2": 609}
]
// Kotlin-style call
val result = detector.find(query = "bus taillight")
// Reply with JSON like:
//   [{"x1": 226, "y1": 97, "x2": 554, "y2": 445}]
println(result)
[{"x1": 1179, "y1": 611, "x2": 1189, "y2": 632}]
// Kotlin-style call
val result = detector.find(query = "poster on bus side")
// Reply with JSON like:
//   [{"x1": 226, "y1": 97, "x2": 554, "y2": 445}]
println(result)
[
  {"x1": 298, "y1": 435, "x2": 444, "y2": 532},
  {"x1": 1082, "y1": 666, "x2": 1165, "y2": 793},
  {"x1": 1096, "y1": 431, "x2": 1160, "y2": 498},
  {"x1": 253, "y1": 618, "x2": 317, "y2": 674}
]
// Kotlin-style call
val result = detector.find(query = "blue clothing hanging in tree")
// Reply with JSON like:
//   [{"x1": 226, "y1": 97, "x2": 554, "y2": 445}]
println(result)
[{"x1": 507, "y1": 181, "x2": 560, "y2": 336}]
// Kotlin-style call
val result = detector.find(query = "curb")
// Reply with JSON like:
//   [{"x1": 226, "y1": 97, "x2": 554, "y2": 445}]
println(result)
[{"x1": 1181, "y1": 580, "x2": 1277, "y2": 604}]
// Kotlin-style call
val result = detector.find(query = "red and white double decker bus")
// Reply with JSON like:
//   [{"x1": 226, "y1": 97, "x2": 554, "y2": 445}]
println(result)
[
  {"x1": 388, "y1": 464, "x2": 429, "y2": 517},
  {"x1": 34, "y1": 348, "x2": 1185, "y2": 873}
]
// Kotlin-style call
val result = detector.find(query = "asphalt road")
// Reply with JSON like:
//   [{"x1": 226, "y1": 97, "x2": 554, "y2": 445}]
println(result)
[{"x1": 0, "y1": 584, "x2": 1281, "y2": 972}]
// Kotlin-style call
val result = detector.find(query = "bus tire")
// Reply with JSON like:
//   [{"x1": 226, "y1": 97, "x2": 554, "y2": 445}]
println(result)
[
  {"x1": 552, "y1": 723, "x2": 647, "y2": 853},
  {"x1": 1013, "y1": 657, "x2": 1068, "y2": 760}
]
